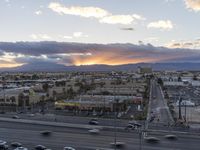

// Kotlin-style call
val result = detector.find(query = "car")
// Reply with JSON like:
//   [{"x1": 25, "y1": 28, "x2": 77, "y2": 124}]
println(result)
[
  {"x1": 40, "y1": 130, "x2": 52, "y2": 136},
  {"x1": 144, "y1": 137, "x2": 160, "y2": 143},
  {"x1": 0, "y1": 140, "x2": 6, "y2": 145},
  {"x1": 28, "y1": 113, "x2": 35, "y2": 117},
  {"x1": 125, "y1": 124, "x2": 135, "y2": 130},
  {"x1": 164, "y1": 134, "x2": 178, "y2": 140},
  {"x1": 88, "y1": 128, "x2": 100, "y2": 134},
  {"x1": 89, "y1": 119, "x2": 99, "y2": 125},
  {"x1": 0, "y1": 140, "x2": 8, "y2": 150},
  {"x1": 12, "y1": 115, "x2": 20, "y2": 119},
  {"x1": 14, "y1": 147, "x2": 28, "y2": 150},
  {"x1": 34, "y1": 145, "x2": 46, "y2": 150},
  {"x1": 63, "y1": 147, "x2": 76, "y2": 150},
  {"x1": 0, "y1": 144, "x2": 9, "y2": 150},
  {"x1": 128, "y1": 121, "x2": 142, "y2": 128},
  {"x1": 110, "y1": 142, "x2": 126, "y2": 148},
  {"x1": 11, "y1": 142, "x2": 22, "y2": 147}
]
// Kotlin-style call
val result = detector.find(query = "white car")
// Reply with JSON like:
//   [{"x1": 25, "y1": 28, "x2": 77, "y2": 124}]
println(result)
[
  {"x1": 14, "y1": 147, "x2": 28, "y2": 150},
  {"x1": 144, "y1": 137, "x2": 160, "y2": 143},
  {"x1": 88, "y1": 129, "x2": 100, "y2": 134},
  {"x1": 63, "y1": 147, "x2": 76, "y2": 150}
]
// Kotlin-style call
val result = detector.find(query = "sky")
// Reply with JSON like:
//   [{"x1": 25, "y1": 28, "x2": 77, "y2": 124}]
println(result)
[{"x1": 0, "y1": 0, "x2": 200, "y2": 67}]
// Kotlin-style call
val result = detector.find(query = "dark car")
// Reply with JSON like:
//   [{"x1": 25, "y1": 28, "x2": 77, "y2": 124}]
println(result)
[
  {"x1": 164, "y1": 134, "x2": 178, "y2": 140},
  {"x1": 125, "y1": 124, "x2": 135, "y2": 130},
  {"x1": 89, "y1": 119, "x2": 99, "y2": 125},
  {"x1": 11, "y1": 142, "x2": 22, "y2": 147},
  {"x1": 0, "y1": 140, "x2": 8, "y2": 150},
  {"x1": 35, "y1": 145, "x2": 46, "y2": 150},
  {"x1": 40, "y1": 131, "x2": 52, "y2": 136},
  {"x1": 12, "y1": 115, "x2": 20, "y2": 119},
  {"x1": 110, "y1": 142, "x2": 126, "y2": 148}
]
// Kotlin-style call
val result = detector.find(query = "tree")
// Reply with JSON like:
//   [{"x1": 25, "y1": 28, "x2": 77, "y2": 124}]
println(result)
[
  {"x1": 178, "y1": 76, "x2": 182, "y2": 82},
  {"x1": 32, "y1": 74, "x2": 39, "y2": 80},
  {"x1": 66, "y1": 87, "x2": 76, "y2": 99},
  {"x1": 193, "y1": 75, "x2": 198, "y2": 80},
  {"x1": 157, "y1": 78, "x2": 163, "y2": 86},
  {"x1": 42, "y1": 83, "x2": 49, "y2": 92},
  {"x1": 52, "y1": 90, "x2": 57, "y2": 100}
]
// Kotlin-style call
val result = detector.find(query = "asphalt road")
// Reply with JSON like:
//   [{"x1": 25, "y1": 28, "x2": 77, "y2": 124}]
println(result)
[
  {"x1": 0, "y1": 120, "x2": 200, "y2": 150},
  {"x1": 0, "y1": 113, "x2": 131, "y2": 128},
  {"x1": 149, "y1": 80, "x2": 173, "y2": 125}
]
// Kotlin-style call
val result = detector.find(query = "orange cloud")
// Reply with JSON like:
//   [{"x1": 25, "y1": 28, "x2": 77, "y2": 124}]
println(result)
[{"x1": 70, "y1": 50, "x2": 182, "y2": 66}]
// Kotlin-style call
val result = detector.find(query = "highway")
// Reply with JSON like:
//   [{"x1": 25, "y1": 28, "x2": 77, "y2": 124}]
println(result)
[
  {"x1": 0, "y1": 113, "x2": 129, "y2": 128},
  {"x1": 0, "y1": 120, "x2": 200, "y2": 150}
]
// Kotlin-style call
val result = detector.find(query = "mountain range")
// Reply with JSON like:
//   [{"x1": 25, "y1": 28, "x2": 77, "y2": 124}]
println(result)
[{"x1": 1, "y1": 62, "x2": 200, "y2": 72}]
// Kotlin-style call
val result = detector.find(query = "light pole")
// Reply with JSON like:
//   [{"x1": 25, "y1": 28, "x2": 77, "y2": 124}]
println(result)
[
  {"x1": 113, "y1": 77, "x2": 117, "y2": 150},
  {"x1": 2, "y1": 76, "x2": 6, "y2": 113},
  {"x1": 138, "y1": 126, "x2": 142, "y2": 150},
  {"x1": 178, "y1": 97, "x2": 182, "y2": 120}
]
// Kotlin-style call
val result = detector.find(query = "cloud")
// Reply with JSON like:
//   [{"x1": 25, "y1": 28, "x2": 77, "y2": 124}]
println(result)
[
  {"x1": 185, "y1": 0, "x2": 200, "y2": 12},
  {"x1": 147, "y1": 20, "x2": 173, "y2": 30},
  {"x1": 73, "y1": 32, "x2": 88, "y2": 38},
  {"x1": 99, "y1": 15, "x2": 134, "y2": 25},
  {"x1": 61, "y1": 32, "x2": 88, "y2": 40},
  {"x1": 167, "y1": 39, "x2": 200, "y2": 49},
  {"x1": 48, "y1": 2, "x2": 145, "y2": 25},
  {"x1": 63, "y1": 36, "x2": 73, "y2": 39},
  {"x1": 145, "y1": 37, "x2": 159, "y2": 43},
  {"x1": 1, "y1": 42, "x2": 200, "y2": 67},
  {"x1": 132, "y1": 14, "x2": 146, "y2": 20},
  {"x1": 48, "y1": 2, "x2": 109, "y2": 18},
  {"x1": 120, "y1": 27, "x2": 134, "y2": 31},
  {"x1": 35, "y1": 10, "x2": 42, "y2": 15},
  {"x1": 30, "y1": 34, "x2": 51, "y2": 40}
]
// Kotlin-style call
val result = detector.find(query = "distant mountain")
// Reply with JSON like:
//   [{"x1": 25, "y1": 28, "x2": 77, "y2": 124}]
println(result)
[{"x1": 1, "y1": 62, "x2": 200, "y2": 72}]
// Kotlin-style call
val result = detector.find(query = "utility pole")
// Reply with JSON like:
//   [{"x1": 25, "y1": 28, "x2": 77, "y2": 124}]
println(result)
[
  {"x1": 184, "y1": 103, "x2": 187, "y2": 122},
  {"x1": 139, "y1": 127, "x2": 142, "y2": 150},
  {"x1": 2, "y1": 76, "x2": 6, "y2": 113},
  {"x1": 178, "y1": 97, "x2": 182, "y2": 120}
]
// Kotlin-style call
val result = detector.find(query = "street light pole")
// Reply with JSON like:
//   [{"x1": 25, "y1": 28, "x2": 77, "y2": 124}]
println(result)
[
  {"x1": 139, "y1": 127, "x2": 142, "y2": 150},
  {"x1": 113, "y1": 77, "x2": 117, "y2": 150}
]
